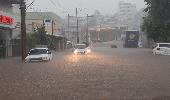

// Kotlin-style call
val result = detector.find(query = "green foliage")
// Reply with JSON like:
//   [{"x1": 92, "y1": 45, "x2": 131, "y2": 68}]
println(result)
[
  {"x1": 27, "y1": 25, "x2": 50, "y2": 49},
  {"x1": 34, "y1": 25, "x2": 48, "y2": 45},
  {"x1": 26, "y1": 25, "x2": 65, "y2": 50},
  {"x1": 26, "y1": 32, "x2": 36, "y2": 49},
  {"x1": 142, "y1": 0, "x2": 170, "y2": 42}
]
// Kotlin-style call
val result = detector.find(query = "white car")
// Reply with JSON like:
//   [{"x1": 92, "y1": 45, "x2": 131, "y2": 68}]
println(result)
[
  {"x1": 153, "y1": 43, "x2": 170, "y2": 55},
  {"x1": 25, "y1": 48, "x2": 53, "y2": 62},
  {"x1": 162, "y1": 48, "x2": 170, "y2": 55},
  {"x1": 73, "y1": 44, "x2": 91, "y2": 54}
]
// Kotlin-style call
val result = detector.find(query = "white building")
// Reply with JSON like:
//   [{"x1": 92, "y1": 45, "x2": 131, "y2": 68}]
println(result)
[
  {"x1": 114, "y1": 1, "x2": 138, "y2": 30},
  {"x1": 26, "y1": 12, "x2": 63, "y2": 35},
  {"x1": 118, "y1": 1, "x2": 137, "y2": 21}
]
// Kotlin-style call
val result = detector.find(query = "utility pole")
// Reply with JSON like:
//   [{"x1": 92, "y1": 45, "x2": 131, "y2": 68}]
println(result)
[
  {"x1": 86, "y1": 14, "x2": 89, "y2": 43},
  {"x1": 51, "y1": 20, "x2": 54, "y2": 49},
  {"x1": 20, "y1": 0, "x2": 26, "y2": 61},
  {"x1": 51, "y1": 20, "x2": 54, "y2": 43},
  {"x1": 68, "y1": 8, "x2": 85, "y2": 43},
  {"x1": 76, "y1": 8, "x2": 79, "y2": 43},
  {"x1": 52, "y1": 20, "x2": 54, "y2": 36},
  {"x1": 68, "y1": 14, "x2": 70, "y2": 40},
  {"x1": 97, "y1": 25, "x2": 101, "y2": 41},
  {"x1": 86, "y1": 14, "x2": 93, "y2": 43}
]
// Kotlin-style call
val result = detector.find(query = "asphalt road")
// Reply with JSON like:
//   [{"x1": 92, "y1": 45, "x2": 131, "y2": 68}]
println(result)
[{"x1": 0, "y1": 47, "x2": 170, "y2": 100}]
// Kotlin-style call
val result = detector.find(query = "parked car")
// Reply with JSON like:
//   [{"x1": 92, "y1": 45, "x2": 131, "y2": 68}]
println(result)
[
  {"x1": 152, "y1": 43, "x2": 170, "y2": 55},
  {"x1": 25, "y1": 48, "x2": 53, "y2": 62},
  {"x1": 162, "y1": 48, "x2": 170, "y2": 55},
  {"x1": 73, "y1": 44, "x2": 91, "y2": 54}
]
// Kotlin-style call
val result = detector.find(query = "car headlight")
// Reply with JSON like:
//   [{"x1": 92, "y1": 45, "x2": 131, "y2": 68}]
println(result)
[
  {"x1": 74, "y1": 50, "x2": 78, "y2": 54},
  {"x1": 25, "y1": 57, "x2": 30, "y2": 62},
  {"x1": 87, "y1": 49, "x2": 91, "y2": 53}
]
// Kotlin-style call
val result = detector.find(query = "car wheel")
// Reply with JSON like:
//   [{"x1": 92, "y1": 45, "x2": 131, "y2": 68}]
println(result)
[{"x1": 48, "y1": 58, "x2": 51, "y2": 61}]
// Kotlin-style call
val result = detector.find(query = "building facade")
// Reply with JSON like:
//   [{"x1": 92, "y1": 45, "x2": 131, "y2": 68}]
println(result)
[
  {"x1": 26, "y1": 12, "x2": 67, "y2": 51},
  {"x1": 89, "y1": 27, "x2": 123, "y2": 42},
  {"x1": 0, "y1": 0, "x2": 21, "y2": 58},
  {"x1": 114, "y1": 1, "x2": 137, "y2": 30},
  {"x1": 26, "y1": 12, "x2": 63, "y2": 35},
  {"x1": 118, "y1": 1, "x2": 137, "y2": 21}
]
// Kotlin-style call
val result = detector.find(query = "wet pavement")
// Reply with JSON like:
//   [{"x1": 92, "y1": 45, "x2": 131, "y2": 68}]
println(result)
[{"x1": 0, "y1": 47, "x2": 170, "y2": 100}]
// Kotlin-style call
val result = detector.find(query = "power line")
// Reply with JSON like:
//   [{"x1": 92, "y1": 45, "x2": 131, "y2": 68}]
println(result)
[
  {"x1": 49, "y1": 0, "x2": 58, "y2": 8},
  {"x1": 26, "y1": 0, "x2": 35, "y2": 10},
  {"x1": 49, "y1": 0, "x2": 61, "y2": 7},
  {"x1": 48, "y1": 0, "x2": 65, "y2": 15},
  {"x1": 55, "y1": 0, "x2": 62, "y2": 7}
]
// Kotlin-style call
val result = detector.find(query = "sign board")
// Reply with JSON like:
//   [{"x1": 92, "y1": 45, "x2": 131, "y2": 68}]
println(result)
[
  {"x1": 44, "y1": 19, "x2": 52, "y2": 27},
  {"x1": 0, "y1": 15, "x2": 14, "y2": 25},
  {"x1": 0, "y1": 11, "x2": 18, "y2": 29}
]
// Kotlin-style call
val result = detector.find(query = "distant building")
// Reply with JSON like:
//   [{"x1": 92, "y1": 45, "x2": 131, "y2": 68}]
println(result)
[
  {"x1": 65, "y1": 15, "x2": 86, "y2": 44},
  {"x1": 26, "y1": 12, "x2": 63, "y2": 35},
  {"x1": 114, "y1": 1, "x2": 137, "y2": 30},
  {"x1": 118, "y1": 1, "x2": 137, "y2": 21},
  {"x1": 89, "y1": 27, "x2": 123, "y2": 42}
]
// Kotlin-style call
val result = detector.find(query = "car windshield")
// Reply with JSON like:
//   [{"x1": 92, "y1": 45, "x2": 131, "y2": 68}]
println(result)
[
  {"x1": 29, "y1": 49, "x2": 48, "y2": 55},
  {"x1": 159, "y1": 44, "x2": 170, "y2": 48},
  {"x1": 74, "y1": 45, "x2": 86, "y2": 49}
]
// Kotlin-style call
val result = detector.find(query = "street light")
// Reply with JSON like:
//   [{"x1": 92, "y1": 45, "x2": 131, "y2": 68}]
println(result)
[
  {"x1": 96, "y1": 25, "x2": 101, "y2": 41},
  {"x1": 67, "y1": 14, "x2": 74, "y2": 40}
]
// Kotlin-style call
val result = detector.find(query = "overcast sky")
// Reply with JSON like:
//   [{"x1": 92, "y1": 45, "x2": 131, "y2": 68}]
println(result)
[{"x1": 28, "y1": 0, "x2": 146, "y2": 18}]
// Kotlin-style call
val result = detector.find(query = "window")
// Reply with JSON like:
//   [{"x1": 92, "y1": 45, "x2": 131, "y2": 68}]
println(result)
[
  {"x1": 159, "y1": 44, "x2": 170, "y2": 48},
  {"x1": 29, "y1": 49, "x2": 48, "y2": 55}
]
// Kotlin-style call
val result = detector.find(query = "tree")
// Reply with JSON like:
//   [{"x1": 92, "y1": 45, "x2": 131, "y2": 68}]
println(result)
[
  {"x1": 34, "y1": 25, "x2": 48, "y2": 45},
  {"x1": 27, "y1": 25, "x2": 48, "y2": 49},
  {"x1": 26, "y1": 32, "x2": 36, "y2": 49},
  {"x1": 142, "y1": 0, "x2": 170, "y2": 42}
]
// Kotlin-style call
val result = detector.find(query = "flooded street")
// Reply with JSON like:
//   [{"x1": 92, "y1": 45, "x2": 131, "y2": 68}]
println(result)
[{"x1": 0, "y1": 47, "x2": 170, "y2": 100}]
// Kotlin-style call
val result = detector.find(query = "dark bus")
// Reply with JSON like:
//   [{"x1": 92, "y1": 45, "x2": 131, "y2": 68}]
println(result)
[{"x1": 123, "y1": 30, "x2": 139, "y2": 48}]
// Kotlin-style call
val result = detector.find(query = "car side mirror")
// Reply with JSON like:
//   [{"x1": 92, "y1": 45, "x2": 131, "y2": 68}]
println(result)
[
  {"x1": 27, "y1": 52, "x2": 30, "y2": 56},
  {"x1": 48, "y1": 52, "x2": 52, "y2": 54}
]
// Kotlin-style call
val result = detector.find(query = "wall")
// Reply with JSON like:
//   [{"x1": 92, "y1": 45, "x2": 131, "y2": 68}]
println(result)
[
  {"x1": 26, "y1": 19, "x2": 43, "y2": 33},
  {"x1": 0, "y1": 0, "x2": 12, "y2": 13},
  {"x1": 0, "y1": 1, "x2": 21, "y2": 57}
]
